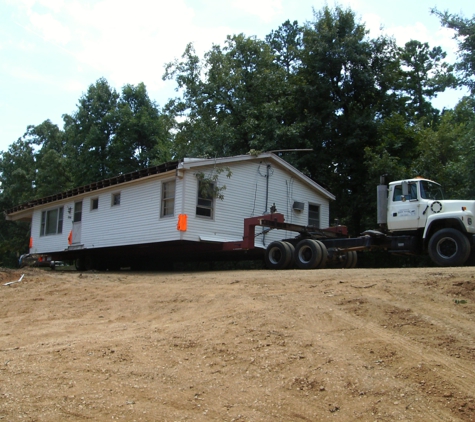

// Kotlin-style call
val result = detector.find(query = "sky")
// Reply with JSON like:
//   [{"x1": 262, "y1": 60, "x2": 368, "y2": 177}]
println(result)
[{"x1": 0, "y1": 0, "x2": 474, "y2": 154}]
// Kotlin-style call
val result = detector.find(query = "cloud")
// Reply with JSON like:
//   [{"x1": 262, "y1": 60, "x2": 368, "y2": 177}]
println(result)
[{"x1": 231, "y1": 0, "x2": 283, "y2": 23}]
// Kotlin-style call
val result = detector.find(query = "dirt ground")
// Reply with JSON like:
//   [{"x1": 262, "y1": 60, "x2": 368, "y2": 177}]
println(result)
[{"x1": 1, "y1": 265, "x2": 475, "y2": 422}]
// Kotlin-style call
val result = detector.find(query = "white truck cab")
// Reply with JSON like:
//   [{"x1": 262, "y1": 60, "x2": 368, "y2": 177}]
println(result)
[{"x1": 378, "y1": 177, "x2": 475, "y2": 266}]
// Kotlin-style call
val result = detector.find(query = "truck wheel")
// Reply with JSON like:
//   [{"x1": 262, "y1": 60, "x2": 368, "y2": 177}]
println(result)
[
  {"x1": 283, "y1": 242, "x2": 295, "y2": 268},
  {"x1": 294, "y1": 239, "x2": 325, "y2": 269},
  {"x1": 428, "y1": 228, "x2": 471, "y2": 267},
  {"x1": 342, "y1": 251, "x2": 357, "y2": 268},
  {"x1": 265, "y1": 241, "x2": 292, "y2": 270},
  {"x1": 315, "y1": 240, "x2": 328, "y2": 268}
]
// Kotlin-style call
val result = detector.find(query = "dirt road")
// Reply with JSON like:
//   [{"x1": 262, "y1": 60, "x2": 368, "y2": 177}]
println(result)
[{"x1": 1, "y1": 266, "x2": 475, "y2": 421}]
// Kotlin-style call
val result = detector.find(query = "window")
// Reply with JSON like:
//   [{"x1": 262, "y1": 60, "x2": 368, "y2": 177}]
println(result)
[
  {"x1": 91, "y1": 197, "x2": 99, "y2": 210},
  {"x1": 74, "y1": 202, "x2": 82, "y2": 222},
  {"x1": 161, "y1": 180, "x2": 175, "y2": 217},
  {"x1": 112, "y1": 192, "x2": 121, "y2": 206},
  {"x1": 196, "y1": 180, "x2": 214, "y2": 218},
  {"x1": 40, "y1": 207, "x2": 64, "y2": 236},
  {"x1": 308, "y1": 204, "x2": 320, "y2": 228},
  {"x1": 393, "y1": 183, "x2": 418, "y2": 201}
]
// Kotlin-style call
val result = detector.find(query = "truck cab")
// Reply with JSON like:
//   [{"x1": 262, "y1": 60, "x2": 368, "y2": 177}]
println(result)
[{"x1": 378, "y1": 177, "x2": 475, "y2": 266}]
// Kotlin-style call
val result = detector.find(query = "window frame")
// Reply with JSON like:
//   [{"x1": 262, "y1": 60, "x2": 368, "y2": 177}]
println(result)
[
  {"x1": 196, "y1": 180, "x2": 215, "y2": 219},
  {"x1": 40, "y1": 206, "x2": 64, "y2": 236},
  {"x1": 308, "y1": 203, "x2": 320, "y2": 228},
  {"x1": 111, "y1": 192, "x2": 121, "y2": 207},
  {"x1": 161, "y1": 179, "x2": 176, "y2": 218},
  {"x1": 90, "y1": 197, "x2": 99, "y2": 211}
]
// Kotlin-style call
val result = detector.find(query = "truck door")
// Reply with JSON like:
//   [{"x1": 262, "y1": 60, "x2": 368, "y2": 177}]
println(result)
[
  {"x1": 72, "y1": 201, "x2": 82, "y2": 244},
  {"x1": 388, "y1": 183, "x2": 420, "y2": 231}
]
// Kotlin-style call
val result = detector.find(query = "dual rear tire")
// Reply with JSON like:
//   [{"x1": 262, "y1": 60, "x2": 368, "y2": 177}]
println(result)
[{"x1": 265, "y1": 239, "x2": 330, "y2": 270}]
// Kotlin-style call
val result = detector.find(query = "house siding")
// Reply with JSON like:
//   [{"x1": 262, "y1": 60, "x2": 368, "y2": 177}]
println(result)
[
  {"x1": 30, "y1": 173, "x2": 181, "y2": 254},
  {"x1": 26, "y1": 155, "x2": 332, "y2": 255},
  {"x1": 180, "y1": 158, "x2": 330, "y2": 248}
]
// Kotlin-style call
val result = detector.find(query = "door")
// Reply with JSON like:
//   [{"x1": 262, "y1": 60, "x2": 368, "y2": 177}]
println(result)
[
  {"x1": 388, "y1": 183, "x2": 420, "y2": 231},
  {"x1": 72, "y1": 201, "x2": 82, "y2": 244}
]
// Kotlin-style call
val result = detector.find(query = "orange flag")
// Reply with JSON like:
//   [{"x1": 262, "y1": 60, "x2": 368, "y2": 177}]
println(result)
[{"x1": 177, "y1": 214, "x2": 187, "y2": 231}]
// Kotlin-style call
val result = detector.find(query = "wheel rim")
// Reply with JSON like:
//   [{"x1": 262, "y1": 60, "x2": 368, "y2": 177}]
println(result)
[
  {"x1": 297, "y1": 245, "x2": 312, "y2": 264},
  {"x1": 436, "y1": 237, "x2": 458, "y2": 259},
  {"x1": 269, "y1": 246, "x2": 282, "y2": 265}
]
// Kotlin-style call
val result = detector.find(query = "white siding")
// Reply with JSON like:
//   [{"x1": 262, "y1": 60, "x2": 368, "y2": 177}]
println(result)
[
  {"x1": 28, "y1": 157, "x2": 332, "y2": 254},
  {"x1": 30, "y1": 173, "x2": 182, "y2": 254},
  {"x1": 180, "y1": 159, "x2": 330, "y2": 248}
]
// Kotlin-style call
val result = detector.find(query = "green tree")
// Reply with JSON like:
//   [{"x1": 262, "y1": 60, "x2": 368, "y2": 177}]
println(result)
[
  {"x1": 396, "y1": 40, "x2": 456, "y2": 122},
  {"x1": 294, "y1": 6, "x2": 395, "y2": 233},
  {"x1": 24, "y1": 120, "x2": 72, "y2": 198},
  {"x1": 63, "y1": 78, "x2": 120, "y2": 186},
  {"x1": 164, "y1": 34, "x2": 296, "y2": 158},
  {"x1": 112, "y1": 82, "x2": 172, "y2": 173},
  {"x1": 0, "y1": 138, "x2": 37, "y2": 266},
  {"x1": 433, "y1": 9, "x2": 475, "y2": 93}
]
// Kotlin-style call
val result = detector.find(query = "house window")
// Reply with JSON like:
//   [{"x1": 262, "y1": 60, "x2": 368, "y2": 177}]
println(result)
[
  {"x1": 196, "y1": 180, "x2": 214, "y2": 218},
  {"x1": 112, "y1": 192, "x2": 121, "y2": 206},
  {"x1": 40, "y1": 206, "x2": 64, "y2": 236},
  {"x1": 161, "y1": 180, "x2": 175, "y2": 217},
  {"x1": 308, "y1": 204, "x2": 320, "y2": 228},
  {"x1": 91, "y1": 197, "x2": 99, "y2": 210}
]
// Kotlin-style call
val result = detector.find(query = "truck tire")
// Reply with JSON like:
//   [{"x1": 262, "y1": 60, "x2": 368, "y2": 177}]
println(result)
[
  {"x1": 315, "y1": 240, "x2": 328, "y2": 268},
  {"x1": 342, "y1": 250, "x2": 357, "y2": 268},
  {"x1": 294, "y1": 239, "x2": 325, "y2": 269},
  {"x1": 428, "y1": 228, "x2": 471, "y2": 267},
  {"x1": 283, "y1": 242, "x2": 295, "y2": 268},
  {"x1": 265, "y1": 241, "x2": 292, "y2": 270}
]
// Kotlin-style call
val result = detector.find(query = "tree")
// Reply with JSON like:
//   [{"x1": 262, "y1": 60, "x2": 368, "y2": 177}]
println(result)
[
  {"x1": 396, "y1": 40, "x2": 456, "y2": 122},
  {"x1": 112, "y1": 82, "x2": 172, "y2": 173},
  {"x1": 63, "y1": 78, "x2": 120, "y2": 186},
  {"x1": 294, "y1": 6, "x2": 395, "y2": 233},
  {"x1": 163, "y1": 35, "x2": 296, "y2": 158},
  {"x1": 0, "y1": 138, "x2": 37, "y2": 266},
  {"x1": 433, "y1": 9, "x2": 475, "y2": 93}
]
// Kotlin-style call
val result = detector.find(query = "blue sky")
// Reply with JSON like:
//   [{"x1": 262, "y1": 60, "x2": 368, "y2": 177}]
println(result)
[{"x1": 0, "y1": 0, "x2": 473, "y2": 153}]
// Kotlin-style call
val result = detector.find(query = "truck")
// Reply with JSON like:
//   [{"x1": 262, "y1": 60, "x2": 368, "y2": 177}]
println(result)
[{"x1": 257, "y1": 176, "x2": 475, "y2": 269}]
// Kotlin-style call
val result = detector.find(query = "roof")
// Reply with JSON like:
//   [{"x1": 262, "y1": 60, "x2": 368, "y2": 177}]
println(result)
[
  {"x1": 179, "y1": 152, "x2": 335, "y2": 201},
  {"x1": 5, "y1": 153, "x2": 334, "y2": 219},
  {"x1": 4, "y1": 160, "x2": 179, "y2": 217}
]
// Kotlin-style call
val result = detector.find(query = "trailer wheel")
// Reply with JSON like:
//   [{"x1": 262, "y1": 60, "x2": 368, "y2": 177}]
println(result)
[
  {"x1": 294, "y1": 239, "x2": 325, "y2": 269},
  {"x1": 265, "y1": 241, "x2": 292, "y2": 270},
  {"x1": 428, "y1": 228, "x2": 471, "y2": 266},
  {"x1": 315, "y1": 240, "x2": 328, "y2": 268},
  {"x1": 342, "y1": 250, "x2": 357, "y2": 268},
  {"x1": 283, "y1": 242, "x2": 295, "y2": 268}
]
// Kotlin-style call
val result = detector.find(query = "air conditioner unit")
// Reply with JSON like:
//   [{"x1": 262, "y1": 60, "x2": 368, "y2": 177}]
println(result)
[{"x1": 292, "y1": 201, "x2": 305, "y2": 212}]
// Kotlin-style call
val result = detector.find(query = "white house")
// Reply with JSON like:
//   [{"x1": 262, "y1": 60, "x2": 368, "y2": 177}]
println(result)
[{"x1": 5, "y1": 153, "x2": 335, "y2": 269}]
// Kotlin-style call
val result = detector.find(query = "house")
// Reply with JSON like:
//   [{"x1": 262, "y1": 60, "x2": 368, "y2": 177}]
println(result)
[{"x1": 5, "y1": 153, "x2": 335, "y2": 270}]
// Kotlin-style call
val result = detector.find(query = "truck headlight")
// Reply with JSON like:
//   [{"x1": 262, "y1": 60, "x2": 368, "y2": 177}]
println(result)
[{"x1": 469, "y1": 217, "x2": 473, "y2": 226}]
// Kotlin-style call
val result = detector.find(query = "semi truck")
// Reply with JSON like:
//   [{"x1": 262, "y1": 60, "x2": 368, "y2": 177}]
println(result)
[{"x1": 258, "y1": 176, "x2": 475, "y2": 269}]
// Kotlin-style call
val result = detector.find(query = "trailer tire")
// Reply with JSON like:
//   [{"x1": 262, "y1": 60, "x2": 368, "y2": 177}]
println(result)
[
  {"x1": 294, "y1": 239, "x2": 325, "y2": 269},
  {"x1": 265, "y1": 241, "x2": 292, "y2": 270},
  {"x1": 428, "y1": 228, "x2": 471, "y2": 267},
  {"x1": 342, "y1": 250, "x2": 357, "y2": 268},
  {"x1": 315, "y1": 240, "x2": 328, "y2": 268},
  {"x1": 283, "y1": 242, "x2": 295, "y2": 268}
]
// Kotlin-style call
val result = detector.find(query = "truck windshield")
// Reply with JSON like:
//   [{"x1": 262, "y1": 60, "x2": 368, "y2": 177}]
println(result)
[{"x1": 420, "y1": 180, "x2": 444, "y2": 200}]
